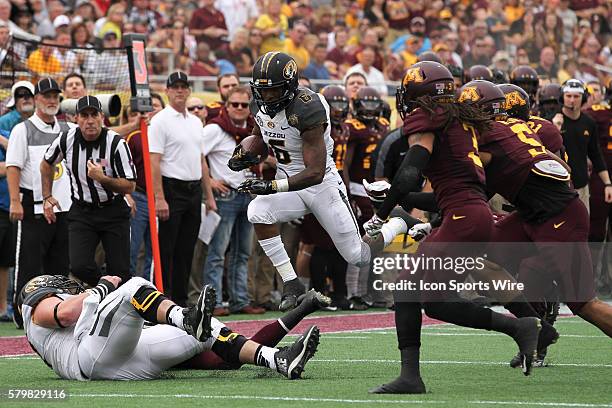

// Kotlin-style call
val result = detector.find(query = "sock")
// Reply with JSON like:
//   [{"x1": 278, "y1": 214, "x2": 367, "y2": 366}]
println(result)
[
  {"x1": 166, "y1": 305, "x2": 185, "y2": 330},
  {"x1": 381, "y1": 217, "x2": 408, "y2": 247},
  {"x1": 399, "y1": 346, "x2": 421, "y2": 379},
  {"x1": 259, "y1": 236, "x2": 298, "y2": 282},
  {"x1": 423, "y1": 301, "x2": 493, "y2": 331},
  {"x1": 250, "y1": 320, "x2": 288, "y2": 347},
  {"x1": 356, "y1": 264, "x2": 371, "y2": 298},
  {"x1": 254, "y1": 345, "x2": 278, "y2": 369},
  {"x1": 505, "y1": 298, "x2": 539, "y2": 318},
  {"x1": 490, "y1": 311, "x2": 519, "y2": 337},
  {"x1": 395, "y1": 302, "x2": 422, "y2": 349},
  {"x1": 279, "y1": 294, "x2": 320, "y2": 331},
  {"x1": 346, "y1": 264, "x2": 359, "y2": 298}
]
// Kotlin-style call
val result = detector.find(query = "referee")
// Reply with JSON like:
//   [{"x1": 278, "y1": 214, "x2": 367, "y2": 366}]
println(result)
[{"x1": 40, "y1": 95, "x2": 136, "y2": 286}]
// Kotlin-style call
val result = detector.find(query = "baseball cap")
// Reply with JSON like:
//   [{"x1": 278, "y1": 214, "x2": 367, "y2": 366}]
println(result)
[
  {"x1": 35, "y1": 78, "x2": 61, "y2": 95},
  {"x1": 579, "y1": 19, "x2": 591, "y2": 28},
  {"x1": 166, "y1": 71, "x2": 189, "y2": 87},
  {"x1": 411, "y1": 16, "x2": 425, "y2": 25},
  {"x1": 53, "y1": 15, "x2": 71, "y2": 29},
  {"x1": 6, "y1": 80, "x2": 35, "y2": 108},
  {"x1": 492, "y1": 50, "x2": 511, "y2": 63},
  {"x1": 76, "y1": 95, "x2": 103, "y2": 113}
]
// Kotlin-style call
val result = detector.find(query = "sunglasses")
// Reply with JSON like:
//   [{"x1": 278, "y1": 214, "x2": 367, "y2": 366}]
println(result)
[
  {"x1": 187, "y1": 105, "x2": 204, "y2": 111},
  {"x1": 229, "y1": 102, "x2": 249, "y2": 109},
  {"x1": 15, "y1": 92, "x2": 33, "y2": 99}
]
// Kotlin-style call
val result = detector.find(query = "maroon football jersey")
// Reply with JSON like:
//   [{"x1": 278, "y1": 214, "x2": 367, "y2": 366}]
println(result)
[
  {"x1": 331, "y1": 123, "x2": 350, "y2": 172},
  {"x1": 346, "y1": 117, "x2": 389, "y2": 183},
  {"x1": 403, "y1": 107, "x2": 487, "y2": 213},
  {"x1": 585, "y1": 104, "x2": 612, "y2": 167},
  {"x1": 479, "y1": 119, "x2": 564, "y2": 202},
  {"x1": 526, "y1": 115, "x2": 564, "y2": 154}
]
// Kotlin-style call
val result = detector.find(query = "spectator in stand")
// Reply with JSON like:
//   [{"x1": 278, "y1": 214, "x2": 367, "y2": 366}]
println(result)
[
  {"x1": 246, "y1": 28, "x2": 263, "y2": 67},
  {"x1": 578, "y1": 35, "x2": 603, "y2": 82},
  {"x1": 385, "y1": 0, "x2": 411, "y2": 44},
  {"x1": 558, "y1": 58, "x2": 583, "y2": 83},
  {"x1": 509, "y1": 8, "x2": 537, "y2": 61},
  {"x1": 215, "y1": 0, "x2": 259, "y2": 40},
  {"x1": 189, "y1": 0, "x2": 229, "y2": 51},
  {"x1": 186, "y1": 97, "x2": 207, "y2": 125},
  {"x1": 443, "y1": 32, "x2": 463, "y2": 68},
  {"x1": 124, "y1": 93, "x2": 165, "y2": 280},
  {"x1": 128, "y1": 0, "x2": 159, "y2": 34},
  {"x1": 348, "y1": 28, "x2": 385, "y2": 72},
  {"x1": 53, "y1": 30, "x2": 79, "y2": 74},
  {"x1": 188, "y1": 42, "x2": 220, "y2": 78},
  {"x1": 14, "y1": 10, "x2": 35, "y2": 34},
  {"x1": 390, "y1": 17, "x2": 430, "y2": 55},
  {"x1": 35, "y1": 0, "x2": 65, "y2": 38},
  {"x1": 0, "y1": 81, "x2": 34, "y2": 134},
  {"x1": 346, "y1": 47, "x2": 386, "y2": 95},
  {"x1": 363, "y1": 0, "x2": 388, "y2": 28},
  {"x1": 326, "y1": 28, "x2": 351, "y2": 78},
  {"x1": 26, "y1": 37, "x2": 62, "y2": 78},
  {"x1": 536, "y1": 47, "x2": 559, "y2": 79},
  {"x1": 504, "y1": 0, "x2": 525, "y2": 24},
  {"x1": 491, "y1": 50, "x2": 513, "y2": 74},
  {"x1": 399, "y1": 35, "x2": 421, "y2": 69},
  {"x1": 71, "y1": 22, "x2": 93, "y2": 48},
  {"x1": 303, "y1": 43, "x2": 330, "y2": 80},
  {"x1": 98, "y1": 3, "x2": 126, "y2": 40},
  {"x1": 283, "y1": 21, "x2": 310, "y2": 70},
  {"x1": 216, "y1": 28, "x2": 253, "y2": 77},
  {"x1": 515, "y1": 47, "x2": 531, "y2": 66},
  {"x1": 472, "y1": 19, "x2": 489, "y2": 42},
  {"x1": 557, "y1": 0, "x2": 578, "y2": 49},
  {"x1": 311, "y1": 6, "x2": 334, "y2": 35},
  {"x1": 590, "y1": 13, "x2": 611, "y2": 46},
  {"x1": 202, "y1": 85, "x2": 263, "y2": 316},
  {"x1": 535, "y1": 12, "x2": 563, "y2": 56},
  {"x1": 255, "y1": 0, "x2": 288, "y2": 54},
  {"x1": 486, "y1": 0, "x2": 510, "y2": 50},
  {"x1": 463, "y1": 37, "x2": 492, "y2": 68},
  {"x1": 205, "y1": 73, "x2": 239, "y2": 121}
]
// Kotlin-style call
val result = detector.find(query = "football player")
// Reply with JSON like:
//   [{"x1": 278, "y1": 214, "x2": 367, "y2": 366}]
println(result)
[
  {"x1": 19, "y1": 275, "x2": 320, "y2": 380},
  {"x1": 510, "y1": 65, "x2": 539, "y2": 114},
  {"x1": 537, "y1": 83, "x2": 562, "y2": 121},
  {"x1": 229, "y1": 52, "x2": 407, "y2": 311},
  {"x1": 368, "y1": 62, "x2": 542, "y2": 394}
]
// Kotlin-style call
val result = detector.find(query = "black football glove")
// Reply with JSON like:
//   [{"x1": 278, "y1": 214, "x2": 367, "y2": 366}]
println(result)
[
  {"x1": 237, "y1": 179, "x2": 277, "y2": 195},
  {"x1": 228, "y1": 145, "x2": 261, "y2": 172}
]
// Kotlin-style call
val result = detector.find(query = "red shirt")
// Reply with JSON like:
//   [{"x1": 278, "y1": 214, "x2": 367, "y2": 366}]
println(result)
[{"x1": 189, "y1": 7, "x2": 228, "y2": 50}]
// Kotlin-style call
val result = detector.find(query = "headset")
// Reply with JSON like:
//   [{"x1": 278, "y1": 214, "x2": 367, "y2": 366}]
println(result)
[{"x1": 559, "y1": 78, "x2": 589, "y2": 107}]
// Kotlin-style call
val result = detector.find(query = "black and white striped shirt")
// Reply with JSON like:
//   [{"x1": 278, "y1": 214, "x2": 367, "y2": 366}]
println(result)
[{"x1": 44, "y1": 127, "x2": 136, "y2": 205}]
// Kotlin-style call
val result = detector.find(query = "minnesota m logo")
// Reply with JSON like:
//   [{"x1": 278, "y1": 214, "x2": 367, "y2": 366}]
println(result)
[
  {"x1": 458, "y1": 86, "x2": 480, "y2": 103},
  {"x1": 504, "y1": 91, "x2": 527, "y2": 109},
  {"x1": 403, "y1": 67, "x2": 424, "y2": 84}
]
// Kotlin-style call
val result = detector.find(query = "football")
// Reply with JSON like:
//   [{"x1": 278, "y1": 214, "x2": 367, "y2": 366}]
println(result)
[{"x1": 240, "y1": 135, "x2": 269, "y2": 160}]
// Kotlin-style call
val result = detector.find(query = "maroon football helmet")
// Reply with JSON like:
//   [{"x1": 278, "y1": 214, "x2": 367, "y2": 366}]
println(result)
[
  {"x1": 353, "y1": 86, "x2": 383, "y2": 122},
  {"x1": 321, "y1": 85, "x2": 349, "y2": 125},
  {"x1": 465, "y1": 65, "x2": 494, "y2": 82},
  {"x1": 458, "y1": 80, "x2": 506, "y2": 117},
  {"x1": 396, "y1": 61, "x2": 455, "y2": 119},
  {"x1": 510, "y1": 65, "x2": 539, "y2": 102},
  {"x1": 537, "y1": 83, "x2": 562, "y2": 120},
  {"x1": 498, "y1": 83, "x2": 530, "y2": 121}
]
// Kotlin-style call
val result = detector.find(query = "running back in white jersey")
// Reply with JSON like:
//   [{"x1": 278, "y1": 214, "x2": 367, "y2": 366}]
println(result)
[
  {"x1": 251, "y1": 87, "x2": 336, "y2": 179},
  {"x1": 22, "y1": 294, "x2": 86, "y2": 380}
]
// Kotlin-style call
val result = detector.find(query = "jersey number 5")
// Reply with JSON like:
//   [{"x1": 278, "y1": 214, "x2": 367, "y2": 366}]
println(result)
[
  {"x1": 510, "y1": 122, "x2": 546, "y2": 157},
  {"x1": 269, "y1": 139, "x2": 292, "y2": 164}
]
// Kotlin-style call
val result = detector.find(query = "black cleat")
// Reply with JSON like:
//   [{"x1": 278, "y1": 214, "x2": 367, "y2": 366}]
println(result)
[
  {"x1": 510, "y1": 319, "x2": 558, "y2": 368},
  {"x1": 369, "y1": 376, "x2": 427, "y2": 394},
  {"x1": 184, "y1": 285, "x2": 216, "y2": 341},
  {"x1": 275, "y1": 325, "x2": 320, "y2": 379},
  {"x1": 512, "y1": 317, "x2": 541, "y2": 376},
  {"x1": 349, "y1": 296, "x2": 370, "y2": 311},
  {"x1": 297, "y1": 289, "x2": 332, "y2": 312},
  {"x1": 279, "y1": 278, "x2": 306, "y2": 312}
]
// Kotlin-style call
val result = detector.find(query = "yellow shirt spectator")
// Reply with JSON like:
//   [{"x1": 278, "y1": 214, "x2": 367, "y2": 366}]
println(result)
[
  {"x1": 26, "y1": 48, "x2": 61, "y2": 76},
  {"x1": 504, "y1": 5, "x2": 524, "y2": 24},
  {"x1": 283, "y1": 38, "x2": 310, "y2": 70},
  {"x1": 255, "y1": 14, "x2": 289, "y2": 54}
]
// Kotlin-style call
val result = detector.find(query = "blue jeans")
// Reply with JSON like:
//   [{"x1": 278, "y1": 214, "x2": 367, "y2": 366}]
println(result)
[
  {"x1": 203, "y1": 190, "x2": 253, "y2": 311},
  {"x1": 130, "y1": 191, "x2": 152, "y2": 280}
]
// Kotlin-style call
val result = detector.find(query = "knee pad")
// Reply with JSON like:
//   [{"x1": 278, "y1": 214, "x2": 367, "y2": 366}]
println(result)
[
  {"x1": 211, "y1": 327, "x2": 248, "y2": 364},
  {"x1": 131, "y1": 285, "x2": 167, "y2": 322}
]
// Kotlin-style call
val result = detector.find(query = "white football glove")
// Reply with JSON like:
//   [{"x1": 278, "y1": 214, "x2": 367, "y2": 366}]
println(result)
[
  {"x1": 362, "y1": 179, "x2": 391, "y2": 204},
  {"x1": 408, "y1": 222, "x2": 432, "y2": 241},
  {"x1": 364, "y1": 214, "x2": 386, "y2": 237}
]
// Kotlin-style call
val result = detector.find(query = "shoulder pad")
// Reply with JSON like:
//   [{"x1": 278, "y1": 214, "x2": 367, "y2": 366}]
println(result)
[
  {"x1": 529, "y1": 115, "x2": 547, "y2": 122},
  {"x1": 378, "y1": 117, "x2": 390, "y2": 127},
  {"x1": 345, "y1": 118, "x2": 366, "y2": 130},
  {"x1": 286, "y1": 89, "x2": 328, "y2": 131}
]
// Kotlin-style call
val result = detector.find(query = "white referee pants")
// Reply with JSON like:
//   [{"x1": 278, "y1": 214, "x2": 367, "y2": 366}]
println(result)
[
  {"x1": 75, "y1": 277, "x2": 225, "y2": 380},
  {"x1": 247, "y1": 171, "x2": 370, "y2": 266}
]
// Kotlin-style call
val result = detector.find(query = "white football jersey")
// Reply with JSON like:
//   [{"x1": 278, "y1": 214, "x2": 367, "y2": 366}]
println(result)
[
  {"x1": 252, "y1": 87, "x2": 335, "y2": 179},
  {"x1": 22, "y1": 294, "x2": 86, "y2": 380}
]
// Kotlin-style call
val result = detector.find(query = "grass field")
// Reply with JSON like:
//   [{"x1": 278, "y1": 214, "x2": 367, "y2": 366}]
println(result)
[{"x1": 0, "y1": 312, "x2": 610, "y2": 408}]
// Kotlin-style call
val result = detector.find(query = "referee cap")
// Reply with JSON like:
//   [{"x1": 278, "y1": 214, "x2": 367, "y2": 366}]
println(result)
[
  {"x1": 76, "y1": 95, "x2": 103, "y2": 114},
  {"x1": 35, "y1": 77, "x2": 61, "y2": 95},
  {"x1": 167, "y1": 71, "x2": 189, "y2": 87}
]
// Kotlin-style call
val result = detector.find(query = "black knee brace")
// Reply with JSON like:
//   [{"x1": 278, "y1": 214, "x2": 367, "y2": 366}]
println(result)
[
  {"x1": 131, "y1": 286, "x2": 167, "y2": 322},
  {"x1": 211, "y1": 327, "x2": 248, "y2": 364}
]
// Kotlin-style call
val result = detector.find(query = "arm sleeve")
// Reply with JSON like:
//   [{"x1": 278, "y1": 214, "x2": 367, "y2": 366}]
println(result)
[
  {"x1": 148, "y1": 116, "x2": 166, "y2": 154},
  {"x1": 376, "y1": 130, "x2": 401, "y2": 179},
  {"x1": 5, "y1": 123, "x2": 28, "y2": 168},
  {"x1": 587, "y1": 120, "x2": 607, "y2": 173},
  {"x1": 43, "y1": 134, "x2": 65, "y2": 165},
  {"x1": 113, "y1": 139, "x2": 137, "y2": 180}
]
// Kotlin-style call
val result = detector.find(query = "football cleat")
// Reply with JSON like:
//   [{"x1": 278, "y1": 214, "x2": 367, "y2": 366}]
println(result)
[
  {"x1": 279, "y1": 278, "x2": 306, "y2": 312},
  {"x1": 510, "y1": 320, "x2": 558, "y2": 368},
  {"x1": 297, "y1": 289, "x2": 332, "y2": 312},
  {"x1": 275, "y1": 325, "x2": 320, "y2": 379},
  {"x1": 369, "y1": 376, "x2": 426, "y2": 394},
  {"x1": 349, "y1": 296, "x2": 370, "y2": 311},
  {"x1": 512, "y1": 317, "x2": 541, "y2": 376},
  {"x1": 183, "y1": 285, "x2": 216, "y2": 342}
]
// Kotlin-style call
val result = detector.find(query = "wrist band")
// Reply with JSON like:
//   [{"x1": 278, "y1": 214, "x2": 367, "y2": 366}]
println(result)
[{"x1": 273, "y1": 179, "x2": 289, "y2": 192}]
